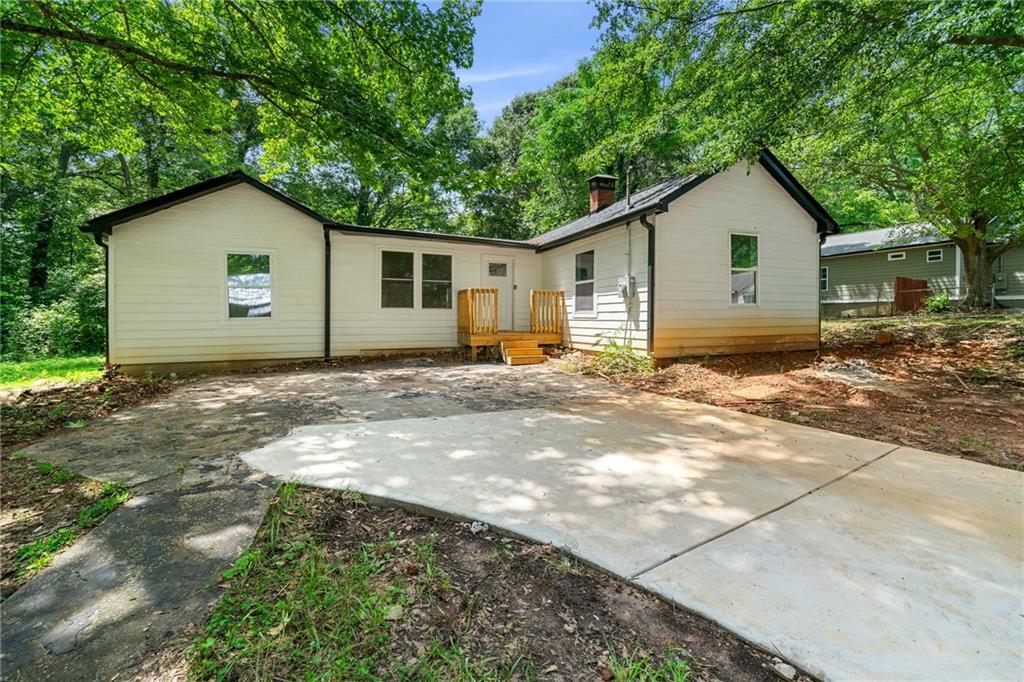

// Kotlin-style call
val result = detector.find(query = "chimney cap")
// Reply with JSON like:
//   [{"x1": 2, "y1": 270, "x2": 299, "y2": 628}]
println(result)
[{"x1": 587, "y1": 174, "x2": 618, "y2": 184}]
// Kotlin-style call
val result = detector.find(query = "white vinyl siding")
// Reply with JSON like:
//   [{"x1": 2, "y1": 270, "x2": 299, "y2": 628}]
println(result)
[
  {"x1": 329, "y1": 234, "x2": 539, "y2": 355},
  {"x1": 653, "y1": 161, "x2": 820, "y2": 358},
  {"x1": 108, "y1": 184, "x2": 325, "y2": 365},
  {"x1": 541, "y1": 223, "x2": 648, "y2": 353},
  {"x1": 574, "y1": 250, "x2": 595, "y2": 315}
]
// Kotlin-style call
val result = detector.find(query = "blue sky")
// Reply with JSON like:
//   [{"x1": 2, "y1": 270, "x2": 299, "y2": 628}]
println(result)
[{"x1": 459, "y1": 1, "x2": 600, "y2": 128}]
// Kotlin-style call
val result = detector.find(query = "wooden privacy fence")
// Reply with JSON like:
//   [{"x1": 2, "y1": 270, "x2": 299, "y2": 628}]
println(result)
[
  {"x1": 893, "y1": 276, "x2": 930, "y2": 313},
  {"x1": 457, "y1": 288, "x2": 498, "y2": 335},
  {"x1": 530, "y1": 289, "x2": 564, "y2": 334}
]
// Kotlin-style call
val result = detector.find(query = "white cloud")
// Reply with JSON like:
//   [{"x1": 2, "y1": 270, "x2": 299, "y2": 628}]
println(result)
[{"x1": 460, "y1": 64, "x2": 559, "y2": 85}]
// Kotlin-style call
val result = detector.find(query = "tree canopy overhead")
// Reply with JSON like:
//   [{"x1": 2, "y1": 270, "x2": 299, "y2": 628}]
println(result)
[
  {"x1": 589, "y1": 0, "x2": 1023, "y2": 304},
  {"x1": 2, "y1": 0, "x2": 479, "y2": 177}
]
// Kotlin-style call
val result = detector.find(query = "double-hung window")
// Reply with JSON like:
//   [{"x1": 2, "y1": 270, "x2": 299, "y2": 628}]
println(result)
[
  {"x1": 819, "y1": 266, "x2": 829, "y2": 292},
  {"x1": 421, "y1": 254, "x2": 452, "y2": 309},
  {"x1": 730, "y1": 234, "x2": 758, "y2": 304},
  {"x1": 381, "y1": 251, "x2": 414, "y2": 308},
  {"x1": 227, "y1": 253, "x2": 272, "y2": 318},
  {"x1": 574, "y1": 250, "x2": 595, "y2": 314}
]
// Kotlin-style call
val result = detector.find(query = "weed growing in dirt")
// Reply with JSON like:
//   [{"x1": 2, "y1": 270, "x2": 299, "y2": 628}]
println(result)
[
  {"x1": 392, "y1": 640, "x2": 535, "y2": 680},
  {"x1": 565, "y1": 339, "x2": 655, "y2": 378},
  {"x1": 608, "y1": 647, "x2": 691, "y2": 681},
  {"x1": 77, "y1": 483, "x2": 131, "y2": 528},
  {"x1": 11, "y1": 477, "x2": 131, "y2": 578},
  {"x1": 14, "y1": 528, "x2": 76, "y2": 576}
]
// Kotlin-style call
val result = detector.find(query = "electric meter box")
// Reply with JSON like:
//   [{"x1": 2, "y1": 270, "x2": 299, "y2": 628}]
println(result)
[{"x1": 617, "y1": 275, "x2": 636, "y2": 299}]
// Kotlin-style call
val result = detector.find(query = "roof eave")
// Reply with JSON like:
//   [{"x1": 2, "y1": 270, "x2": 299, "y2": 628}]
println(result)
[
  {"x1": 757, "y1": 149, "x2": 839, "y2": 235},
  {"x1": 82, "y1": 171, "x2": 330, "y2": 234},
  {"x1": 325, "y1": 222, "x2": 536, "y2": 249}
]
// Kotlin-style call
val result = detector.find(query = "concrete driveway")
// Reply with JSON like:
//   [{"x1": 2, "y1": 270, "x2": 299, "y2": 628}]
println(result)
[
  {"x1": 3, "y1": 360, "x2": 1021, "y2": 681},
  {"x1": 242, "y1": 388, "x2": 1024, "y2": 681}
]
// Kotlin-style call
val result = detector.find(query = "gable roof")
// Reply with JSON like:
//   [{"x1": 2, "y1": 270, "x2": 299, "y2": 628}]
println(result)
[
  {"x1": 527, "y1": 174, "x2": 708, "y2": 249},
  {"x1": 528, "y1": 149, "x2": 837, "y2": 250},
  {"x1": 821, "y1": 225, "x2": 950, "y2": 257},
  {"x1": 82, "y1": 150, "x2": 837, "y2": 251},
  {"x1": 82, "y1": 170, "x2": 330, "y2": 234}
]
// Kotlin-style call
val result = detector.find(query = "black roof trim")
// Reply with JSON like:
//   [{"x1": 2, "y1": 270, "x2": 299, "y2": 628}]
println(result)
[
  {"x1": 82, "y1": 170, "x2": 330, "y2": 234},
  {"x1": 325, "y1": 223, "x2": 536, "y2": 249},
  {"x1": 757, "y1": 149, "x2": 838, "y2": 235},
  {"x1": 532, "y1": 175, "x2": 713, "y2": 252}
]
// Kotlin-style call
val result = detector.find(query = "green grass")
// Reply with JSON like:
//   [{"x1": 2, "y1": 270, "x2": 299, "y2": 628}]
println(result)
[
  {"x1": 608, "y1": 648, "x2": 691, "y2": 682},
  {"x1": 11, "y1": 477, "x2": 131, "y2": 578},
  {"x1": 191, "y1": 484, "x2": 697, "y2": 681},
  {"x1": 822, "y1": 312, "x2": 1022, "y2": 347},
  {"x1": 0, "y1": 355, "x2": 105, "y2": 390},
  {"x1": 14, "y1": 528, "x2": 77, "y2": 576},
  {"x1": 190, "y1": 482, "x2": 412, "y2": 681}
]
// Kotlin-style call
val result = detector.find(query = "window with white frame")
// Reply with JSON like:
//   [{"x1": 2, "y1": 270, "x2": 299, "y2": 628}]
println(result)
[
  {"x1": 381, "y1": 251, "x2": 414, "y2": 308},
  {"x1": 730, "y1": 234, "x2": 758, "y2": 304},
  {"x1": 227, "y1": 253, "x2": 271, "y2": 318},
  {"x1": 820, "y1": 266, "x2": 828, "y2": 292},
  {"x1": 574, "y1": 250, "x2": 595, "y2": 313},
  {"x1": 926, "y1": 249, "x2": 943, "y2": 262},
  {"x1": 421, "y1": 253, "x2": 452, "y2": 309},
  {"x1": 887, "y1": 252, "x2": 906, "y2": 261}
]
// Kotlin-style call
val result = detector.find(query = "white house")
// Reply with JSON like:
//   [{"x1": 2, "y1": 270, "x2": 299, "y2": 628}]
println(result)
[{"x1": 81, "y1": 150, "x2": 837, "y2": 371}]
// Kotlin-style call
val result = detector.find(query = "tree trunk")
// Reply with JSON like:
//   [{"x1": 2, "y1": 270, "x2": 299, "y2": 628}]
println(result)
[
  {"x1": 28, "y1": 144, "x2": 73, "y2": 299},
  {"x1": 955, "y1": 213, "x2": 997, "y2": 309}
]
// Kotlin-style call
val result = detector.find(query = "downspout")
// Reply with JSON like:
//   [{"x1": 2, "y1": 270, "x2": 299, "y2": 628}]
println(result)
[
  {"x1": 92, "y1": 231, "x2": 110, "y2": 367},
  {"x1": 323, "y1": 226, "x2": 331, "y2": 361},
  {"x1": 640, "y1": 213, "x2": 656, "y2": 357}
]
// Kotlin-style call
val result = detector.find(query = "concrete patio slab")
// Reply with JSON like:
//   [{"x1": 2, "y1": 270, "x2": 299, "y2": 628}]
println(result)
[
  {"x1": 241, "y1": 398, "x2": 896, "y2": 578},
  {"x1": 637, "y1": 447, "x2": 1024, "y2": 681}
]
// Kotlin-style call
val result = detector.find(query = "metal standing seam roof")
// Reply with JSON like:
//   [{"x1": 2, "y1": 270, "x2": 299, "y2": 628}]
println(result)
[{"x1": 821, "y1": 225, "x2": 950, "y2": 257}]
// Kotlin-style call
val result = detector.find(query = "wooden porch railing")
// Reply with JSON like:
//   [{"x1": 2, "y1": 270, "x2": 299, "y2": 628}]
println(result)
[
  {"x1": 457, "y1": 288, "x2": 499, "y2": 335},
  {"x1": 530, "y1": 289, "x2": 564, "y2": 334}
]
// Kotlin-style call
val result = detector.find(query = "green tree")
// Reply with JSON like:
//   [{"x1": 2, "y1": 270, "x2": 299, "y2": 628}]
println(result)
[{"x1": 593, "y1": 0, "x2": 1024, "y2": 306}]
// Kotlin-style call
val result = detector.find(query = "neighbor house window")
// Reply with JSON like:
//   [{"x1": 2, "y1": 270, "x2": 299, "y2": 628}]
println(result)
[
  {"x1": 421, "y1": 254, "x2": 452, "y2": 309},
  {"x1": 381, "y1": 251, "x2": 414, "y2": 308},
  {"x1": 887, "y1": 252, "x2": 906, "y2": 261},
  {"x1": 926, "y1": 249, "x2": 943, "y2": 262},
  {"x1": 820, "y1": 266, "x2": 829, "y2": 292},
  {"x1": 730, "y1": 234, "x2": 758, "y2": 304},
  {"x1": 227, "y1": 253, "x2": 271, "y2": 318},
  {"x1": 574, "y1": 250, "x2": 595, "y2": 314}
]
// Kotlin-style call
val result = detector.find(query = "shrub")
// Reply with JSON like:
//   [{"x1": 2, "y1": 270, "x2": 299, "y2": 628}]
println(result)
[
  {"x1": 923, "y1": 291, "x2": 953, "y2": 314},
  {"x1": 582, "y1": 338, "x2": 655, "y2": 377},
  {"x1": 2, "y1": 273, "x2": 105, "y2": 359}
]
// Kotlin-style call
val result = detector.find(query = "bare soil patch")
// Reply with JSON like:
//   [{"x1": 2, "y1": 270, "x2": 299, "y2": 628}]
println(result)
[{"x1": 570, "y1": 314, "x2": 1023, "y2": 470}]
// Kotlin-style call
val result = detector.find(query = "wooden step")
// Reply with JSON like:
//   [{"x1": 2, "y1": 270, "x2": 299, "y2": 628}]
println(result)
[
  {"x1": 501, "y1": 340, "x2": 540, "y2": 349},
  {"x1": 503, "y1": 346, "x2": 541, "y2": 357},
  {"x1": 506, "y1": 354, "x2": 546, "y2": 366}
]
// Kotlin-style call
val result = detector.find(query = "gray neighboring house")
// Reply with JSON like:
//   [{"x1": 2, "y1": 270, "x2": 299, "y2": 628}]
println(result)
[{"x1": 820, "y1": 226, "x2": 1024, "y2": 317}]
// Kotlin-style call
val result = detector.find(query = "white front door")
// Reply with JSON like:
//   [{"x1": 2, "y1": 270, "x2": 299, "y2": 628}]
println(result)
[{"x1": 483, "y1": 256, "x2": 514, "y2": 330}]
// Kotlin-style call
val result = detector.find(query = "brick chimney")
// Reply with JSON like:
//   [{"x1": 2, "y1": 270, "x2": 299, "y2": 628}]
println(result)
[{"x1": 587, "y1": 174, "x2": 617, "y2": 213}]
